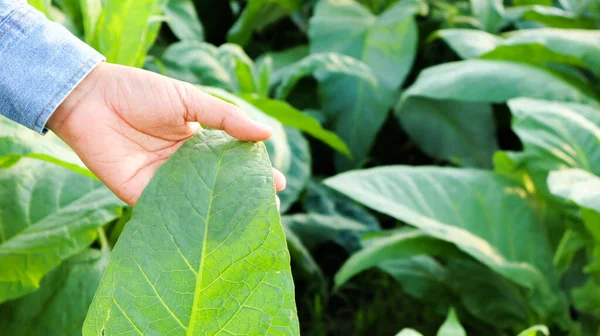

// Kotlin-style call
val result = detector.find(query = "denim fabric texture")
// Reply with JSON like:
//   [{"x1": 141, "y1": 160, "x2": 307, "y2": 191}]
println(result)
[{"x1": 0, "y1": 0, "x2": 104, "y2": 134}]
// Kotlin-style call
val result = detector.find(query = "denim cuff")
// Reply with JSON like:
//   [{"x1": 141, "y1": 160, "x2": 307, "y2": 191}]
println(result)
[{"x1": 0, "y1": 3, "x2": 105, "y2": 134}]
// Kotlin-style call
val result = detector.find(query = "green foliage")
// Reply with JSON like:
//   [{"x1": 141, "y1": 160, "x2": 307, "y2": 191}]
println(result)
[
  {"x1": 84, "y1": 130, "x2": 298, "y2": 335},
  {"x1": 8, "y1": 0, "x2": 600, "y2": 334}
]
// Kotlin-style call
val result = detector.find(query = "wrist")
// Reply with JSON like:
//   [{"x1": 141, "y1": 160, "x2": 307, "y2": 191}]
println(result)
[{"x1": 47, "y1": 62, "x2": 107, "y2": 135}]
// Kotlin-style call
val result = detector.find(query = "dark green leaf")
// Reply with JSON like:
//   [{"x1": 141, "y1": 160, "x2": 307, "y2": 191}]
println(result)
[
  {"x1": 309, "y1": 0, "x2": 421, "y2": 170},
  {"x1": 271, "y1": 52, "x2": 378, "y2": 100},
  {"x1": 396, "y1": 98, "x2": 497, "y2": 168}
]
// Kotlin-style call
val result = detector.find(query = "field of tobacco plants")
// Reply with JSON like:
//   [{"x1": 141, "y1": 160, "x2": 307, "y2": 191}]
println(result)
[{"x1": 1, "y1": 0, "x2": 600, "y2": 335}]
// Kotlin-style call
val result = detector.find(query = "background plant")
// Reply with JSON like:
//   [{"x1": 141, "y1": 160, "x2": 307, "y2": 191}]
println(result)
[{"x1": 0, "y1": 0, "x2": 599, "y2": 335}]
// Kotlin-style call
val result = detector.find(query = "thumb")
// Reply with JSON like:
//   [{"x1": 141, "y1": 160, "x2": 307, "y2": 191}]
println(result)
[{"x1": 176, "y1": 82, "x2": 273, "y2": 141}]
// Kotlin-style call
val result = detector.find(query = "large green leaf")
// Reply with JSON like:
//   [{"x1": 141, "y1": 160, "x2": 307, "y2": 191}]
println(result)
[
  {"x1": 500, "y1": 98, "x2": 600, "y2": 197},
  {"x1": 395, "y1": 60, "x2": 599, "y2": 167},
  {"x1": 0, "y1": 117, "x2": 93, "y2": 178},
  {"x1": 0, "y1": 160, "x2": 122, "y2": 303},
  {"x1": 241, "y1": 94, "x2": 350, "y2": 156},
  {"x1": 396, "y1": 98, "x2": 497, "y2": 168},
  {"x1": 91, "y1": 0, "x2": 165, "y2": 67},
  {"x1": 164, "y1": 0, "x2": 204, "y2": 41},
  {"x1": 436, "y1": 28, "x2": 600, "y2": 76},
  {"x1": 0, "y1": 249, "x2": 107, "y2": 335},
  {"x1": 162, "y1": 42, "x2": 234, "y2": 90},
  {"x1": 309, "y1": 0, "x2": 421, "y2": 170},
  {"x1": 335, "y1": 229, "x2": 457, "y2": 286},
  {"x1": 325, "y1": 166, "x2": 566, "y2": 320},
  {"x1": 271, "y1": 52, "x2": 378, "y2": 100},
  {"x1": 548, "y1": 169, "x2": 600, "y2": 212},
  {"x1": 399, "y1": 60, "x2": 598, "y2": 105},
  {"x1": 84, "y1": 130, "x2": 299, "y2": 335}
]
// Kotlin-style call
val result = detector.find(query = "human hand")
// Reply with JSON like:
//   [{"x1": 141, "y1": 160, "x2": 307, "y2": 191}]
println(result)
[{"x1": 47, "y1": 62, "x2": 286, "y2": 206}]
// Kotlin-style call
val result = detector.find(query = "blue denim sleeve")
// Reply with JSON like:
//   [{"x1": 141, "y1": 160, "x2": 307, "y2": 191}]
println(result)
[{"x1": 0, "y1": 0, "x2": 105, "y2": 134}]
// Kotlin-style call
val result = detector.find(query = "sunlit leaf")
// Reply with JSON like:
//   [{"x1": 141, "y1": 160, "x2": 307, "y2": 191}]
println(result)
[{"x1": 84, "y1": 130, "x2": 299, "y2": 335}]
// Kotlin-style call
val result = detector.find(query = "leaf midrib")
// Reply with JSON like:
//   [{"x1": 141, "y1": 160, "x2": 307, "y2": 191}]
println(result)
[{"x1": 187, "y1": 142, "x2": 229, "y2": 335}]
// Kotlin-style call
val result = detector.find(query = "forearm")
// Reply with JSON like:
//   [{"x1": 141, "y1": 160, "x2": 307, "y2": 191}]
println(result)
[{"x1": 0, "y1": 0, "x2": 103, "y2": 134}]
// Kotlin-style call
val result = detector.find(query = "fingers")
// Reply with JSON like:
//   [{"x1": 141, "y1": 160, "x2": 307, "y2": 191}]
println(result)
[
  {"x1": 179, "y1": 83, "x2": 272, "y2": 141},
  {"x1": 272, "y1": 168, "x2": 286, "y2": 192}
]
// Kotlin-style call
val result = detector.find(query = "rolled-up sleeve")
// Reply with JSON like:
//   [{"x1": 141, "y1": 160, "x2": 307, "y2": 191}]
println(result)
[{"x1": 0, "y1": 0, "x2": 104, "y2": 134}]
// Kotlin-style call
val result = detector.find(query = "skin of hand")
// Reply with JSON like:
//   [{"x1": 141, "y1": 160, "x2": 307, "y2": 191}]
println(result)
[{"x1": 47, "y1": 62, "x2": 286, "y2": 206}]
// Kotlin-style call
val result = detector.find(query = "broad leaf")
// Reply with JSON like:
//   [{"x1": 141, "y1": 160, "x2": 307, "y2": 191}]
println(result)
[
  {"x1": 396, "y1": 60, "x2": 599, "y2": 166},
  {"x1": 84, "y1": 130, "x2": 299, "y2": 335},
  {"x1": 501, "y1": 98, "x2": 600, "y2": 197},
  {"x1": 436, "y1": 308, "x2": 466, "y2": 336},
  {"x1": 0, "y1": 160, "x2": 122, "y2": 302},
  {"x1": 395, "y1": 98, "x2": 497, "y2": 168},
  {"x1": 0, "y1": 117, "x2": 93, "y2": 178},
  {"x1": 164, "y1": 0, "x2": 204, "y2": 41},
  {"x1": 162, "y1": 42, "x2": 234, "y2": 90},
  {"x1": 271, "y1": 52, "x2": 378, "y2": 100},
  {"x1": 399, "y1": 60, "x2": 598, "y2": 106},
  {"x1": 0, "y1": 249, "x2": 108, "y2": 335},
  {"x1": 325, "y1": 166, "x2": 566, "y2": 320},
  {"x1": 241, "y1": 94, "x2": 350, "y2": 156},
  {"x1": 309, "y1": 0, "x2": 421, "y2": 170},
  {"x1": 335, "y1": 229, "x2": 457, "y2": 286},
  {"x1": 548, "y1": 169, "x2": 600, "y2": 212},
  {"x1": 436, "y1": 28, "x2": 600, "y2": 76}
]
